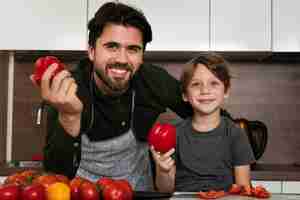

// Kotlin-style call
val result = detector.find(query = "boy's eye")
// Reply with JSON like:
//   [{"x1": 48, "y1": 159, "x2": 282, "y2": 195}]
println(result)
[
  {"x1": 210, "y1": 81, "x2": 221, "y2": 87},
  {"x1": 190, "y1": 82, "x2": 200, "y2": 87}
]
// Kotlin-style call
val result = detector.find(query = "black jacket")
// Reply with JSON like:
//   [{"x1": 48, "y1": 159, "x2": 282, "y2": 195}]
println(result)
[{"x1": 43, "y1": 59, "x2": 193, "y2": 178}]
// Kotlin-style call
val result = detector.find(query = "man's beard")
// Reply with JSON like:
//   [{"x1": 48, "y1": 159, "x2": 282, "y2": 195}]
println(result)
[{"x1": 94, "y1": 63, "x2": 133, "y2": 96}]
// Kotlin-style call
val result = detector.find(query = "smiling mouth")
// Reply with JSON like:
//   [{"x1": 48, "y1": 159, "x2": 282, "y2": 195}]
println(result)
[
  {"x1": 198, "y1": 99, "x2": 215, "y2": 104},
  {"x1": 106, "y1": 67, "x2": 132, "y2": 80}
]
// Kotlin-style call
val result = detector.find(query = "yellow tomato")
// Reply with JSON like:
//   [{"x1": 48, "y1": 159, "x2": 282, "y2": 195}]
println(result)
[{"x1": 47, "y1": 182, "x2": 71, "y2": 200}]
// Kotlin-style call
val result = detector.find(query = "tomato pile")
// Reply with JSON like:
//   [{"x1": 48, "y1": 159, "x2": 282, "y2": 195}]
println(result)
[
  {"x1": 228, "y1": 184, "x2": 270, "y2": 198},
  {"x1": 197, "y1": 184, "x2": 271, "y2": 199},
  {"x1": 0, "y1": 170, "x2": 134, "y2": 200}
]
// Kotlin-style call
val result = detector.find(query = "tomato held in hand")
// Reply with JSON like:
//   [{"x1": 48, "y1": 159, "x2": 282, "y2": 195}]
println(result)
[
  {"x1": 147, "y1": 122, "x2": 176, "y2": 153},
  {"x1": 33, "y1": 56, "x2": 65, "y2": 86}
]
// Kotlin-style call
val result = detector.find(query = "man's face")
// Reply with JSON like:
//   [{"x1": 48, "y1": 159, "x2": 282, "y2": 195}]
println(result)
[{"x1": 88, "y1": 23, "x2": 144, "y2": 96}]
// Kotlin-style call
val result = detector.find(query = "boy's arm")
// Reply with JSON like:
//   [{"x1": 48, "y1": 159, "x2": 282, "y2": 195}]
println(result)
[
  {"x1": 234, "y1": 165, "x2": 252, "y2": 187},
  {"x1": 150, "y1": 147, "x2": 176, "y2": 192},
  {"x1": 155, "y1": 165, "x2": 176, "y2": 192}
]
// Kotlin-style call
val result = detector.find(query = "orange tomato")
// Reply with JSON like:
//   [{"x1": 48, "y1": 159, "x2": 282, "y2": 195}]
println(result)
[{"x1": 47, "y1": 182, "x2": 71, "y2": 200}]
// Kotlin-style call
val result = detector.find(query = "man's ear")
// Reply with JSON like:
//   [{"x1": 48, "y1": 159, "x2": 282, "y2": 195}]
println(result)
[{"x1": 88, "y1": 46, "x2": 95, "y2": 61}]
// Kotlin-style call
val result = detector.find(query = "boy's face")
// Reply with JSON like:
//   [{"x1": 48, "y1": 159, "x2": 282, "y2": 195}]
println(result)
[
  {"x1": 88, "y1": 23, "x2": 144, "y2": 95},
  {"x1": 183, "y1": 63, "x2": 229, "y2": 116}
]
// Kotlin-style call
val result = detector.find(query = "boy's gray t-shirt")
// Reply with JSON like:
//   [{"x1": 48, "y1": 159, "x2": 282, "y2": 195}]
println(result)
[{"x1": 175, "y1": 116, "x2": 255, "y2": 192}]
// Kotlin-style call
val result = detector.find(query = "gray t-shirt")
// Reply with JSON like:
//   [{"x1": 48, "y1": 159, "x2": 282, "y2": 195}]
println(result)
[{"x1": 175, "y1": 116, "x2": 255, "y2": 192}]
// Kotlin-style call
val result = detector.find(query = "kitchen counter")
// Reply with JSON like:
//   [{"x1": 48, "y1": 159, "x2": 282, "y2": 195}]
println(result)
[
  {"x1": 169, "y1": 193, "x2": 300, "y2": 200},
  {"x1": 134, "y1": 192, "x2": 300, "y2": 200}
]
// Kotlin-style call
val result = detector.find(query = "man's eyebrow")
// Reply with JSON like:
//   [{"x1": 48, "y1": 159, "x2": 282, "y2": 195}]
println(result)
[
  {"x1": 128, "y1": 44, "x2": 143, "y2": 50},
  {"x1": 103, "y1": 41, "x2": 119, "y2": 46}
]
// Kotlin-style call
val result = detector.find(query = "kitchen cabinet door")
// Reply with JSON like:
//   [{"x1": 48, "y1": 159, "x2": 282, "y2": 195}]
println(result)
[
  {"x1": 88, "y1": 0, "x2": 210, "y2": 51},
  {"x1": 273, "y1": 0, "x2": 300, "y2": 52},
  {"x1": 211, "y1": 0, "x2": 271, "y2": 51},
  {"x1": 0, "y1": 0, "x2": 87, "y2": 50}
]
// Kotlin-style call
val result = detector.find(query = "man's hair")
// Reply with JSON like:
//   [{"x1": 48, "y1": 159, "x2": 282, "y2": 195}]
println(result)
[
  {"x1": 88, "y1": 1, "x2": 152, "y2": 50},
  {"x1": 180, "y1": 53, "x2": 231, "y2": 93}
]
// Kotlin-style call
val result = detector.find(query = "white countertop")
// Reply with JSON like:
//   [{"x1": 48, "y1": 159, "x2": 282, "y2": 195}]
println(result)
[{"x1": 169, "y1": 193, "x2": 300, "y2": 200}]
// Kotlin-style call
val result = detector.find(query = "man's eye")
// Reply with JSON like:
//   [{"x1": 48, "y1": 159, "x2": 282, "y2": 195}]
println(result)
[
  {"x1": 105, "y1": 43, "x2": 119, "y2": 50},
  {"x1": 128, "y1": 46, "x2": 142, "y2": 54}
]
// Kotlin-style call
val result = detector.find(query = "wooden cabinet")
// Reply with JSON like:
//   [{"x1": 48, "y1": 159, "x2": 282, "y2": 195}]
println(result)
[
  {"x1": 210, "y1": 0, "x2": 271, "y2": 51},
  {"x1": 273, "y1": 0, "x2": 300, "y2": 52},
  {"x1": 0, "y1": 0, "x2": 87, "y2": 50},
  {"x1": 88, "y1": 0, "x2": 210, "y2": 51}
]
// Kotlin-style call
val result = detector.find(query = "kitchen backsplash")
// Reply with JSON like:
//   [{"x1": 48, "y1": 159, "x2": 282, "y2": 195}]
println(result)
[{"x1": 1, "y1": 51, "x2": 300, "y2": 165}]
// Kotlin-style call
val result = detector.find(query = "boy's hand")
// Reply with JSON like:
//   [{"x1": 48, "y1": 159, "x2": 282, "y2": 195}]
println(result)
[{"x1": 150, "y1": 146, "x2": 175, "y2": 173}]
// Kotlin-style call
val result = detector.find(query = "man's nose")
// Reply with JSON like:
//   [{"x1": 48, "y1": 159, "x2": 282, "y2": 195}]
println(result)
[{"x1": 115, "y1": 48, "x2": 129, "y2": 64}]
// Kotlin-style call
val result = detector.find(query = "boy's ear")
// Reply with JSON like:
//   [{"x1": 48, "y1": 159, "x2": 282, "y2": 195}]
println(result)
[{"x1": 224, "y1": 90, "x2": 229, "y2": 99}]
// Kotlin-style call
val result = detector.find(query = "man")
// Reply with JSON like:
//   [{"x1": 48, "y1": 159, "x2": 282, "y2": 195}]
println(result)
[{"x1": 31, "y1": 2, "x2": 192, "y2": 190}]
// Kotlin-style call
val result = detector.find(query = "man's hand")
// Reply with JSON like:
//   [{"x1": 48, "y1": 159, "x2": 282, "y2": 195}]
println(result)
[{"x1": 30, "y1": 63, "x2": 83, "y2": 137}]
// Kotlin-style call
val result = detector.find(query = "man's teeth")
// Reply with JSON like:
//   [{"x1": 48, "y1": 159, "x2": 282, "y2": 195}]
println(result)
[{"x1": 110, "y1": 68, "x2": 127, "y2": 74}]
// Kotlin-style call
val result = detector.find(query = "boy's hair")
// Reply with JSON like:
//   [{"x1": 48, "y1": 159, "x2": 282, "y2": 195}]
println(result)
[
  {"x1": 88, "y1": 1, "x2": 152, "y2": 50},
  {"x1": 180, "y1": 53, "x2": 231, "y2": 93}
]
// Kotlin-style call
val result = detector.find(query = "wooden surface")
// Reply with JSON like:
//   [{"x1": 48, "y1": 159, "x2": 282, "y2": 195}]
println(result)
[{"x1": 0, "y1": 53, "x2": 8, "y2": 162}]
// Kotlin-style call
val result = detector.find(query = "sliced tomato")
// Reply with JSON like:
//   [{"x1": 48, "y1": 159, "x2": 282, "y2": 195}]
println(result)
[
  {"x1": 240, "y1": 185, "x2": 252, "y2": 196},
  {"x1": 228, "y1": 184, "x2": 242, "y2": 194},
  {"x1": 252, "y1": 185, "x2": 271, "y2": 199},
  {"x1": 197, "y1": 190, "x2": 227, "y2": 199}
]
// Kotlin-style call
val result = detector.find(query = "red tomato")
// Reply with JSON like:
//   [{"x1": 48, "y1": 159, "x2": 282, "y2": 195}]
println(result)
[
  {"x1": 252, "y1": 185, "x2": 270, "y2": 199},
  {"x1": 228, "y1": 184, "x2": 242, "y2": 195},
  {"x1": 96, "y1": 177, "x2": 114, "y2": 191},
  {"x1": 70, "y1": 176, "x2": 86, "y2": 200},
  {"x1": 33, "y1": 56, "x2": 65, "y2": 85},
  {"x1": 4, "y1": 173, "x2": 28, "y2": 186},
  {"x1": 32, "y1": 174, "x2": 58, "y2": 189},
  {"x1": 102, "y1": 179, "x2": 133, "y2": 200},
  {"x1": 79, "y1": 181, "x2": 99, "y2": 200},
  {"x1": 21, "y1": 184, "x2": 46, "y2": 200},
  {"x1": 198, "y1": 190, "x2": 226, "y2": 199},
  {"x1": 147, "y1": 122, "x2": 176, "y2": 153},
  {"x1": 240, "y1": 185, "x2": 252, "y2": 196},
  {"x1": 0, "y1": 184, "x2": 21, "y2": 200},
  {"x1": 55, "y1": 174, "x2": 69, "y2": 185}
]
